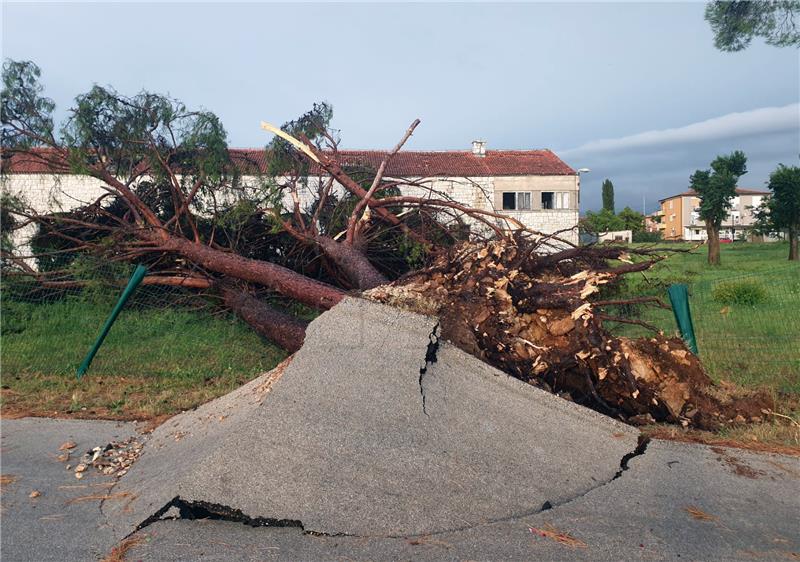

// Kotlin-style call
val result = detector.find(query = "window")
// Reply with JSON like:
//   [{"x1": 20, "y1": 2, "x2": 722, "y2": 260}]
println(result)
[
  {"x1": 501, "y1": 192, "x2": 532, "y2": 211},
  {"x1": 541, "y1": 192, "x2": 570, "y2": 210}
]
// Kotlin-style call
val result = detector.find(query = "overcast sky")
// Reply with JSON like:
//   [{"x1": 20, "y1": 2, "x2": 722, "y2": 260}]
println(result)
[{"x1": 2, "y1": 1, "x2": 798, "y2": 212}]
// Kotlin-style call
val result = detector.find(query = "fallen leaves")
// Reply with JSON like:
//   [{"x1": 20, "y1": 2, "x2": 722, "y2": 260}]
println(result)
[
  {"x1": 0, "y1": 474, "x2": 17, "y2": 489},
  {"x1": 685, "y1": 506, "x2": 717, "y2": 521},
  {"x1": 29, "y1": 490, "x2": 41, "y2": 498},
  {"x1": 59, "y1": 441, "x2": 77, "y2": 451},
  {"x1": 101, "y1": 535, "x2": 145, "y2": 562},
  {"x1": 66, "y1": 491, "x2": 134, "y2": 505},
  {"x1": 529, "y1": 525, "x2": 587, "y2": 549}
]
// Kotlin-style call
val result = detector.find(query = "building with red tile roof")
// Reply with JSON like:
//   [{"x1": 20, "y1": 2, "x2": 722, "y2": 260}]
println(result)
[{"x1": 2, "y1": 142, "x2": 581, "y2": 244}]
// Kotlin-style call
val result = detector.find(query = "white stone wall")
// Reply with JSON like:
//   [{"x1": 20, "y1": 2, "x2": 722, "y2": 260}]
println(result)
[
  {"x1": 2, "y1": 172, "x2": 580, "y2": 255},
  {"x1": 2, "y1": 173, "x2": 112, "y2": 260}
]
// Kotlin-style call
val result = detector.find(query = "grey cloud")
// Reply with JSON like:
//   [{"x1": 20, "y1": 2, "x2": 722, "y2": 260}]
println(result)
[{"x1": 563, "y1": 104, "x2": 799, "y2": 157}]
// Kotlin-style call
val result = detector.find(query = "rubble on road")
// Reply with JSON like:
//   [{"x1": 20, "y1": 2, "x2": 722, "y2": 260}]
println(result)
[{"x1": 55, "y1": 437, "x2": 145, "y2": 479}]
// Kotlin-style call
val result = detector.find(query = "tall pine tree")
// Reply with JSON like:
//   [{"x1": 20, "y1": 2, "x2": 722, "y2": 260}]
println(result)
[{"x1": 601, "y1": 179, "x2": 615, "y2": 214}]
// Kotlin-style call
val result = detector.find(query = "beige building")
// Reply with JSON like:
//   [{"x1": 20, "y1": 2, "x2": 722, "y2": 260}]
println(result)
[{"x1": 658, "y1": 188, "x2": 769, "y2": 241}]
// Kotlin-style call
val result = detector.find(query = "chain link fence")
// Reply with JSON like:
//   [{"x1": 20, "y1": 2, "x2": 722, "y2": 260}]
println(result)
[
  {"x1": 606, "y1": 264, "x2": 800, "y2": 393},
  {"x1": 1, "y1": 255, "x2": 285, "y2": 408}
]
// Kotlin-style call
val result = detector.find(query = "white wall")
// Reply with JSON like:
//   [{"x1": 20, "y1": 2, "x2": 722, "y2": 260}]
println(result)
[{"x1": 2, "y1": 171, "x2": 580, "y2": 256}]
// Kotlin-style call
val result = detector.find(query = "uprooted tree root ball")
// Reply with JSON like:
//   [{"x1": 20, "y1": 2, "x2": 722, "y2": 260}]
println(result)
[{"x1": 367, "y1": 237, "x2": 772, "y2": 431}]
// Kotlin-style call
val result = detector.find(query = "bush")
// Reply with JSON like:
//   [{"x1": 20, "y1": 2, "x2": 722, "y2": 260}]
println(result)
[
  {"x1": 712, "y1": 280, "x2": 768, "y2": 305},
  {"x1": 632, "y1": 230, "x2": 663, "y2": 243}
]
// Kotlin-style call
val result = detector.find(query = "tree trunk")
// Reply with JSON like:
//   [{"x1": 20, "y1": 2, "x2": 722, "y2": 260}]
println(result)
[
  {"x1": 154, "y1": 234, "x2": 345, "y2": 309},
  {"x1": 222, "y1": 286, "x2": 308, "y2": 353},
  {"x1": 789, "y1": 227, "x2": 799, "y2": 261},
  {"x1": 314, "y1": 236, "x2": 388, "y2": 290},
  {"x1": 706, "y1": 225, "x2": 721, "y2": 265}
]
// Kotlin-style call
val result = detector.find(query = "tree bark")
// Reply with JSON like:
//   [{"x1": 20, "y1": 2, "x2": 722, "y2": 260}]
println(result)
[
  {"x1": 153, "y1": 234, "x2": 345, "y2": 309},
  {"x1": 222, "y1": 286, "x2": 308, "y2": 353},
  {"x1": 789, "y1": 227, "x2": 799, "y2": 261},
  {"x1": 314, "y1": 236, "x2": 388, "y2": 290},
  {"x1": 706, "y1": 225, "x2": 721, "y2": 265}
]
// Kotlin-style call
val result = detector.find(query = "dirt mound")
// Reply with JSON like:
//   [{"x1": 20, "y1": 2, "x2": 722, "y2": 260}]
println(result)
[{"x1": 367, "y1": 237, "x2": 771, "y2": 430}]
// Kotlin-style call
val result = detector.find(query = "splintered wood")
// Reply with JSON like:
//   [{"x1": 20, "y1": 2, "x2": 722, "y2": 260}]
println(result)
[{"x1": 367, "y1": 237, "x2": 770, "y2": 430}]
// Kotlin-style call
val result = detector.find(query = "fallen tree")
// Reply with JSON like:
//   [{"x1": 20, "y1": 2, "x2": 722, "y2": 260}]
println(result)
[
  {"x1": 366, "y1": 237, "x2": 771, "y2": 430},
  {"x1": 1, "y1": 59, "x2": 770, "y2": 430}
]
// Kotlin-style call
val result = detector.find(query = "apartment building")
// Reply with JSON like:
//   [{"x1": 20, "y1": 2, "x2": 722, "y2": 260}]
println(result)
[{"x1": 658, "y1": 188, "x2": 769, "y2": 241}]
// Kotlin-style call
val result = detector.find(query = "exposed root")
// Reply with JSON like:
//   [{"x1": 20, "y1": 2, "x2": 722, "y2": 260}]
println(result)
[{"x1": 368, "y1": 237, "x2": 770, "y2": 430}]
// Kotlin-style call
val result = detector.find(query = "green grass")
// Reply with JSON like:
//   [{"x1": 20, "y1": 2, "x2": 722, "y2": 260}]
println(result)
[
  {"x1": 1, "y1": 298, "x2": 286, "y2": 419},
  {"x1": 607, "y1": 241, "x2": 800, "y2": 394}
]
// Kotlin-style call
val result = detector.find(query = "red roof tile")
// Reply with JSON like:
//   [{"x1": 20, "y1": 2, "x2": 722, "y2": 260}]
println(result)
[
  {"x1": 3, "y1": 147, "x2": 575, "y2": 177},
  {"x1": 659, "y1": 187, "x2": 770, "y2": 202}
]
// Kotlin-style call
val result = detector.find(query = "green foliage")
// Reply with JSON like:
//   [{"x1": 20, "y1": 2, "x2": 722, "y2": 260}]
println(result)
[
  {"x1": 617, "y1": 206, "x2": 645, "y2": 232},
  {"x1": 765, "y1": 165, "x2": 800, "y2": 232},
  {"x1": 601, "y1": 179, "x2": 615, "y2": 213},
  {"x1": 266, "y1": 102, "x2": 333, "y2": 177},
  {"x1": 705, "y1": 0, "x2": 800, "y2": 51},
  {"x1": 582, "y1": 208, "x2": 624, "y2": 233},
  {"x1": 690, "y1": 151, "x2": 748, "y2": 229},
  {"x1": 632, "y1": 230, "x2": 663, "y2": 243},
  {"x1": 712, "y1": 279, "x2": 768, "y2": 305},
  {"x1": 1, "y1": 59, "x2": 56, "y2": 149},
  {"x1": 0, "y1": 192, "x2": 25, "y2": 253},
  {"x1": 62, "y1": 84, "x2": 230, "y2": 186}
]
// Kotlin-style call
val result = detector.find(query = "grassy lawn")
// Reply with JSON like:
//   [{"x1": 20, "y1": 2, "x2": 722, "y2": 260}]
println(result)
[
  {"x1": 608, "y1": 241, "x2": 800, "y2": 394},
  {"x1": 1, "y1": 298, "x2": 286, "y2": 420}
]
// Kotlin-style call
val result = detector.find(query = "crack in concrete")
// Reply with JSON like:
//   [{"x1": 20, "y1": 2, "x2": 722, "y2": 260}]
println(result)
[
  {"x1": 119, "y1": 435, "x2": 650, "y2": 542},
  {"x1": 418, "y1": 322, "x2": 440, "y2": 416},
  {"x1": 128, "y1": 496, "x2": 351, "y2": 539},
  {"x1": 613, "y1": 435, "x2": 650, "y2": 480},
  {"x1": 391, "y1": 434, "x2": 652, "y2": 539}
]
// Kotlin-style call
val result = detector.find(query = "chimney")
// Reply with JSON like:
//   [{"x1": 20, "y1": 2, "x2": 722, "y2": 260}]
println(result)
[{"x1": 471, "y1": 140, "x2": 486, "y2": 157}]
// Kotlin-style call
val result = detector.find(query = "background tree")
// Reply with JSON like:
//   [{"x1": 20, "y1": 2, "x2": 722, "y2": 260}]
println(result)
[
  {"x1": 581, "y1": 208, "x2": 624, "y2": 234},
  {"x1": 705, "y1": 0, "x2": 800, "y2": 51},
  {"x1": 752, "y1": 164, "x2": 800, "y2": 260},
  {"x1": 690, "y1": 150, "x2": 748, "y2": 265},
  {"x1": 601, "y1": 179, "x2": 615, "y2": 214},
  {"x1": 617, "y1": 206, "x2": 645, "y2": 233}
]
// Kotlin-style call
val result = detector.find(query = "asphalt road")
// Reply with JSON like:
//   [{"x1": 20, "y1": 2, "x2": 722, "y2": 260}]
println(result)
[
  {"x1": 2, "y1": 418, "x2": 798, "y2": 561},
  {"x1": 0, "y1": 418, "x2": 138, "y2": 562}
]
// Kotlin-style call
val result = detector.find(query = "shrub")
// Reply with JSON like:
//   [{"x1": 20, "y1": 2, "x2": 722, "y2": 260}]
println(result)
[
  {"x1": 632, "y1": 230, "x2": 663, "y2": 243},
  {"x1": 712, "y1": 280, "x2": 768, "y2": 305}
]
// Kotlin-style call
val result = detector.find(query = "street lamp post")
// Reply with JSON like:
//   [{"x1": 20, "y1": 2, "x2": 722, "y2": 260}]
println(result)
[{"x1": 576, "y1": 168, "x2": 590, "y2": 206}]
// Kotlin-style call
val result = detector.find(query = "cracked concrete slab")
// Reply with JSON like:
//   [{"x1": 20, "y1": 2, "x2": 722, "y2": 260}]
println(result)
[
  {"x1": 104, "y1": 297, "x2": 639, "y2": 538},
  {"x1": 121, "y1": 441, "x2": 800, "y2": 561}
]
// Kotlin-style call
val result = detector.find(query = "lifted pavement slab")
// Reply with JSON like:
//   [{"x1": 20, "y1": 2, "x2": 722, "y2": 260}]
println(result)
[
  {"x1": 122, "y1": 440, "x2": 800, "y2": 561},
  {"x1": 104, "y1": 297, "x2": 639, "y2": 538},
  {"x1": 0, "y1": 418, "x2": 137, "y2": 562}
]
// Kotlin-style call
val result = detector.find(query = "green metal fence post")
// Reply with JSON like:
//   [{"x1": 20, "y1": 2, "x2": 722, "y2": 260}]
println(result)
[
  {"x1": 667, "y1": 283, "x2": 699, "y2": 355},
  {"x1": 76, "y1": 264, "x2": 148, "y2": 378}
]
